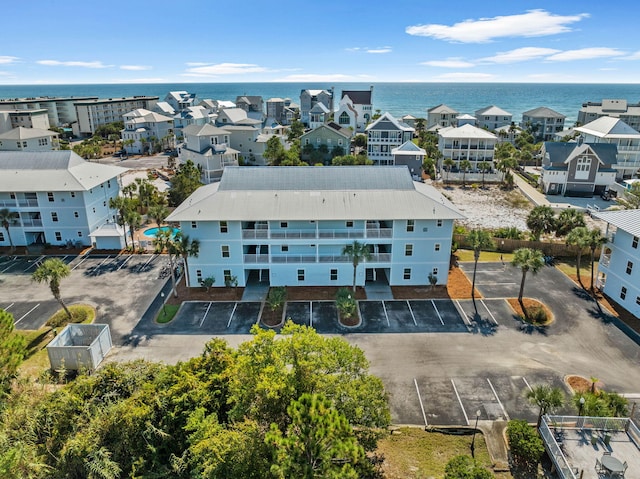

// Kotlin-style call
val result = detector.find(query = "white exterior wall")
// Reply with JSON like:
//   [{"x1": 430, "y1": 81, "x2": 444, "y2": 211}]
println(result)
[
  {"x1": 600, "y1": 229, "x2": 640, "y2": 318},
  {"x1": 180, "y1": 217, "x2": 454, "y2": 288},
  {"x1": 580, "y1": 132, "x2": 640, "y2": 179}
]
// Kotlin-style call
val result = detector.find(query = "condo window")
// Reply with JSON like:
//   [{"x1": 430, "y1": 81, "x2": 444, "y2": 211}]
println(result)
[
  {"x1": 406, "y1": 220, "x2": 414, "y2": 232},
  {"x1": 191, "y1": 221, "x2": 197, "y2": 229},
  {"x1": 435, "y1": 243, "x2": 441, "y2": 252},
  {"x1": 0, "y1": 232, "x2": 4, "y2": 241},
  {"x1": 620, "y1": 286, "x2": 627, "y2": 300},
  {"x1": 281, "y1": 245, "x2": 288, "y2": 252},
  {"x1": 404, "y1": 268, "x2": 411, "y2": 280},
  {"x1": 346, "y1": 221, "x2": 354, "y2": 228},
  {"x1": 51, "y1": 212, "x2": 58, "y2": 222},
  {"x1": 432, "y1": 267, "x2": 439, "y2": 276},
  {"x1": 330, "y1": 269, "x2": 338, "y2": 281},
  {"x1": 55, "y1": 232, "x2": 61, "y2": 241},
  {"x1": 298, "y1": 269, "x2": 305, "y2": 281},
  {"x1": 405, "y1": 244, "x2": 413, "y2": 256},
  {"x1": 77, "y1": 231, "x2": 82, "y2": 237},
  {"x1": 280, "y1": 222, "x2": 288, "y2": 228},
  {"x1": 196, "y1": 270, "x2": 202, "y2": 282},
  {"x1": 47, "y1": 192, "x2": 54, "y2": 202},
  {"x1": 633, "y1": 236, "x2": 639, "y2": 249},
  {"x1": 74, "y1": 211, "x2": 79, "y2": 218},
  {"x1": 626, "y1": 261, "x2": 633, "y2": 275},
  {"x1": 437, "y1": 219, "x2": 443, "y2": 227},
  {"x1": 70, "y1": 192, "x2": 76, "y2": 198},
  {"x1": 220, "y1": 221, "x2": 228, "y2": 233},
  {"x1": 221, "y1": 246, "x2": 230, "y2": 258},
  {"x1": 224, "y1": 270, "x2": 232, "y2": 282}
]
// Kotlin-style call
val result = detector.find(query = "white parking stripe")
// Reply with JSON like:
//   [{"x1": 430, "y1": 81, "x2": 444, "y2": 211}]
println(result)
[
  {"x1": 227, "y1": 303, "x2": 238, "y2": 328},
  {"x1": 2, "y1": 303, "x2": 14, "y2": 311},
  {"x1": 117, "y1": 255, "x2": 132, "y2": 271},
  {"x1": 406, "y1": 300, "x2": 417, "y2": 326},
  {"x1": 309, "y1": 301, "x2": 313, "y2": 327},
  {"x1": 71, "y1": 257, "x2": 87, "y2": 271},
  {"x1": 98, "y1": 256, "x2": 112, "y2": 267},
  {"x1": 454, "y1": 300, "x2": 470, "y2": 326},
  {"x1": 414, "y1": 378, "x2": 428, "y2": 427},
  {"x1": 522, "y1": 376, "x2": 533, "y2": 392},
  {"x1": 481, "y1": 300, "x2": 499, "y2": 326},
  {"x1": 15, "y1": 304, "x2": 39, "y2": 325},
  {"x1": 451, "y1": 379, "x2": 469, "y2": 425},
  {"x1": 487, "y1": 378, "x2": 510, "y2": 421},
  {"x1": 0, "y1": 263, "x2": 15, "y2": 273},
  {"x1": 381, "y1": 301, "x2": 390, "y2": 327},
  {"x1": 199, "y1": 302, "x2": 212, "y2": 328},
  {"x1": 141, "y1": 254, "x2": 156, "y2": 268},
  {"x1": 23, "y1": 255, "x2": 46, "y2": 272},
  {"x1": 431, "y1": 300, "x2": 445, "y2": 325}
]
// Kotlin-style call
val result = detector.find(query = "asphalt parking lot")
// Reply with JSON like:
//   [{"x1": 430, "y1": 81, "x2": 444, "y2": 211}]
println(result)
[{"x1": 0, "y1": 253, "x2": 167, "y2": 343}]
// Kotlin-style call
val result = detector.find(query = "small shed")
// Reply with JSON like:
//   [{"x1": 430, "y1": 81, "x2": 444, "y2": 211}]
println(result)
[
  {"x1": 47, "y1": 323, "x2": 112, "y2": 371},
  {"x1": 90, "y1": 222, "x2": 127, "y2": 250}
]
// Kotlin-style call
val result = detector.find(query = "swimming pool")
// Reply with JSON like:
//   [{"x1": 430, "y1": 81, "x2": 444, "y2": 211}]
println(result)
[{"x1": 143, "y1": 226, "x2": 180, "y2": 238}]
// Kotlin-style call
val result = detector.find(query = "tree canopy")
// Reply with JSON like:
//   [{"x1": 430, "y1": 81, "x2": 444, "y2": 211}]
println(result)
[{"x1": 168, "y1": 159, "x2": 203, "y2": 206}]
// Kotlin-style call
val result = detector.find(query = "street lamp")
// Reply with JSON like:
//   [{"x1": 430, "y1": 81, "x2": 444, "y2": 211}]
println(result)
[
  {"x1": 578, "y1": 396, "x2": 585, "y2": 416},
  {"x1": 470, "y1": 410, "x2": 481, "y2": 458},
  {"x1": 160, "y1": 291, "x2": 167, "y2": 317}
]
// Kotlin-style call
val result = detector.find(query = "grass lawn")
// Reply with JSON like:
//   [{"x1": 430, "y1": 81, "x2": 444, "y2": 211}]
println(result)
[
  {"x1": 456, "y1": 249, "x2": 515, "y2": 263},
  {"x1": 554, "y1": 257, "x2": 595, "y2": 286},
  {"x1": 378, "y1": 427, "x2": 512, "y2": 479},
  {"x1": 157, "y1": 304, "x2": 180, "y2": 323}
]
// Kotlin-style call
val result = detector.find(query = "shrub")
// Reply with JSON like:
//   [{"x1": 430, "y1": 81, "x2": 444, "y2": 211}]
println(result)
[
  {"x1": 267, "y1": 287, "x2": 287, "y2": 312},
  {"x1": 493, "y1": 227, "x2": 525, "y2": 240},
  {"x1": 506, "y1": 419, "x2": 544, "y2": 474},
  {"x1": 336, "y1": 288, "x2": 357, "y2": 319},
  {"x1": 528, "y1": 306, "x2": 547, "y2": 324}
]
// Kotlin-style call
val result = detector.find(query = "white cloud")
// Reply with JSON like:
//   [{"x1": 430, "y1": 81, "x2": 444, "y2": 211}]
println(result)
[
  {"x1": 120, "y1": 65, "x2": 151, "y2": 71},
  {"x1": 479, "y1": 47, "x2": 561, "y2": 64},
  {"x1": 185, "y1": 62, "x2": 268, "y2": 75},
  {"x1": 406, "y1": 9, "x2": 588, "y2": 43},
  {"x1": 421, "y1": 58, "x2": 475, "y2": 68},
  {"x1": 345, "y1": 47, "x2": 362, "y2": 52},
  {"x1": 272, "y1": 73, "x2": 355, "y2": 82},
  {"x1": 432, "y1": 72, "x2": 496, "y2": 81},
  {"x1": 0, "y1": 56, "x2": 19, "y2": 65},
  {"x1": 619, "y1": 51, "x2": 640, "y2": 61},
  {"x1": 37, "y1": 60, "x2": 111, "y2": 68},
  {"x1": 367, "y1": 47, "x2": 392, "y2": 54},
  {"x1": 546, "y1": 47, "x2": 625, "y2": 61}
]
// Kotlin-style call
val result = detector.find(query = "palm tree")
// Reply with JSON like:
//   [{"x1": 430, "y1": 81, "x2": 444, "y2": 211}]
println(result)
[
  {"x1": 147, "y1": 204, "x2": 169, "y2": 229},
  {"x1": 108, "y1": 196, "x2": 132, "y2": 248},
  {"x1": 477, "y1": 161, "x2": 491, "y2": 189},
  {"x1": 0, "y1": 208, "x2": 19, "y2": 254},
  {"x1": 443, "y1": 158, "x2": 455, "y2": 184},
  {"x1": 566, "y1": 226, "x2": 590, "y2": 286},
  {"x1": 554, "y1": 209, "x2": 585, "y2": 237},
  {"x1": 342, "y1": 240, "x2": 372, "y2": 292},
  {"x1": 526, "y1": 205, "x2": 556, "y2": 241},
  {"x1": 173, "y1": 232, "x2": 200, "y2": 287},
  {"x1": 124, "y1": 209, "x2": 142, "y2": 249},
  {"x1": 32, "y1": 258, "x2": 72, "y2": 320},
  {"x1": 459, "y1": 159, "x2": 472, "y2": 188},
  {"x1": 585, "y1": 228, "x2": 607, "y2": 294},
  {"x1": 511, "y1": 248, "x2": 545, "y2": 315},
  {"x1": 527, "y1": 384, "x2": 564, "y2": 427},
  {"x1": 466, "y1": 229, "x2": 495, "y2": 314},
  {"x1": 153, "y1": 229, "x2": 178, "y2": 297}
]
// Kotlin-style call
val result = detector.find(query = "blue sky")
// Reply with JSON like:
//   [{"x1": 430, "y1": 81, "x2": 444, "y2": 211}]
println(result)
[{"x1": 2, "y1": 0, "x2": 640, "y2": 84}]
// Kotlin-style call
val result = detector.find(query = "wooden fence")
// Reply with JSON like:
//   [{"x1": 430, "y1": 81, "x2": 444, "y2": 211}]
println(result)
[{"x1": 453, "y1": 234, "x2": 602, "y2": 258}]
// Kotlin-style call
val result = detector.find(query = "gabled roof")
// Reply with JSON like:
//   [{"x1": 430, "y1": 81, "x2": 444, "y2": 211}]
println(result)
[
  {"x1": 392, "y1": 141, "x2": 426, "y2": 155},
  {"x1": 341, "y1": 89, "x2": 372, "y2": 105},
  {"x1": 475, "y1": 105, "x2": 512, "y2": 116},
  {"x1": 438, "y1": 123, "x2": 497, "y2": 139},
  {"x1": 592, "y1": 209, "x2": 640, "y2": 237},
  {"x1": 166, "y1": 166, "x2": 465, "y2": 222},
  {"x1": 575, "y1": 116, "x2": 640, "y2": 139},
  {"x1": 123, "y1": 108, "x2": 172, "y2": 123},
  {"x1": 300, "y1": 123, "x2": 351, "y2": 140},
  {"x1": 365, "y1": 112, "x2": 414, "y2": 132},
  {"x1": 153, "y1": 101, "x2": 176, "y2": 115},
  {"x1": 428, "y1": 104, "x2": 459, "y2": 114},
  {"x1": 0, "y1": 151, "x2": 127, "y2": 192},
  {"x1": 309, "y1": 102, "x2": 330, "y2": 114},
  {"x1": 542, "y1": 142, "x2": 618, "y2": 167},
  {"x1": 522, "y1": 106, "x2": 565, "y2": 119},
  {"x1": 217, "y1": 108, "x2": 249, "y2": 124},
  {"x1": 0, "y1": 126, "x2": 58, "y2": 140},
  {"x1": 183, "y1": 124, "x2": 230, "y2": 136}
]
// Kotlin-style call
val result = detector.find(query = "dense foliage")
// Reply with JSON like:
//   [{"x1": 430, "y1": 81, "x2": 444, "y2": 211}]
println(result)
[
  {"x1": 0, "y1": 324, "x2": 389, "y2": 478},
  {"x1": 168, "y1": 159, "x2": 204, "y2": 206},
  {"x1": 506, "y1": 419, "x2": 544, "y2": 474},
  {"x1": 444, "y1": 455, "x2": 494, "y2": 479}
]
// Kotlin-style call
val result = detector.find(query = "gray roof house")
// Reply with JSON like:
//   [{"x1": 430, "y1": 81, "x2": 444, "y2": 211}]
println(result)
[
  {"x1": 521, "y1": 106, "x2": 566, "y2": 142},
  {"x1": 540, "y1": 141, "x2": 618, "y2": 196},
  {"x1": 178, "y1": 124, "x2": 239, "y2": 183}
]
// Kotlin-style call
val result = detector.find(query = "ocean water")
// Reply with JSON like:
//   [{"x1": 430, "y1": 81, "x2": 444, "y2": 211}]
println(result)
[{"x1": 1, "y1": 82, "x2": 639, "y2": 125}]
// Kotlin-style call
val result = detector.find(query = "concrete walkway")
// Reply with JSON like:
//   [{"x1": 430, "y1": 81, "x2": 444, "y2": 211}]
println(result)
[
  {"x1": 241, "y1": 282, "x2": 269, "y2": 302},
  {"x1": 364, "y1": 280, "x2": 394, "y2": 300},
  {"x1": 479, "y1": 420, "x2": 510, "y2": 470}
]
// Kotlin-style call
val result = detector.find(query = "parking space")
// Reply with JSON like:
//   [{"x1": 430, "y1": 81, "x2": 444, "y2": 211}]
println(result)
[
  {"x1": 310, "y1": 302, "x2": 340, "y2": 333},
  {"x1": 357, "y1": 301, "x2": 389, "y2": 333},
  {"x1": 409, "y1": 300, "x2": 469, "y2": 332},
  {"x1": 285, "y1": 301, "x2": 311, "y2": 327}
]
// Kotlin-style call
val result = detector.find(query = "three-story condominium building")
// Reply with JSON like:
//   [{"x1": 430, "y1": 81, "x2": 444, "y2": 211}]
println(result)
[
  {"x1": 165, "y1": 166, "x2": 464, "y2": 288},
  {"x1": 0, "y1": 151, "x2": 127, "y2": 248},
  {"x1": 593, "y1": 209, "x2": 640, "y2": 318}
]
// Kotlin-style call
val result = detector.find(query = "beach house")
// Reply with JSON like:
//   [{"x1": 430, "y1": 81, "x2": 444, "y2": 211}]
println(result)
[{"x1": 366, "y1": 113, "x2": 415, "y2": 165}]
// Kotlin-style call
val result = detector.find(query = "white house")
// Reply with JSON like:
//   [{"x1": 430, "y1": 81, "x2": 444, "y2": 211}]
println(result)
[
  {"x1": 165, "y1": 91, "x2": 198, "y2": 112},
  {"x1": 592, "y1": 209, "x2": 640, "y2": 318},
  {"x1": 309, "y1": 102, "x2": 330, "y2": 130},
  {"x1": 165, "y1": 166, "x2": 464, "y2": 288},
  {"x1": 334, "y1": 88, "x2": 374, "y2": 132},
  {"x1": 521, "y1": 106, "x2": 566, "y2": 142},
  {"x1": 539, "y1": 141, "x2": 618, "y2": 197},
  {"x1": 574, "y1": 116, "x2": 640, "y2": 180},
  {"x1": 172, "y1": 106, "x2": 213, "y2": 141},
  {"x1": 427, "y1": 104, "x2": 459, "y2": 129},
  {"x1": 474, "y1": 105, "x2": 512, "y2": 131},
  {"x1": 178, "y1": 124, "x2": 239, "y2": 183},
  {"x1": 366, "y1": 112, "x2": 415, "y2": 165},
  {"x1": 121, "y1": 109, "x2": 174, "y2": 155},
  {"x1": 0, "y1": 127, "x2": 59, "y2": 151},
  {"x1": 0, "y1": 151, "x2": 127, "y2": 249},
  {"x1": 437, "y1": 123, "x2": 498, "y2": 171}
]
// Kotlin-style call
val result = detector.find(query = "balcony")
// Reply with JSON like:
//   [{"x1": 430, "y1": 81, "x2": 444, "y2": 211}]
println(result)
[
  {"x1": 21, "y1": 219, "x2": 43, "y2": 227},
  {"x1": 600, "y1": 254, "x2": 611, "y2": 268},
  {"x1": 242, "y1": 228, "x2": 392, "y2": 240},
  {"x1": 242, "y1": 253, "x2": 391, "y2": 264},
  {"x1": 18, "y1": 199, "x2": 39, "y2": 207}
]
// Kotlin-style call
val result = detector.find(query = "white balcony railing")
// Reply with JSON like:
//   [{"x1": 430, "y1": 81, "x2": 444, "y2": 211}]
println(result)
[
  {"x1": 600, "y1": 254, "x2": 611, "y2": 268},
  {"x1": 242, "y1": 253, "x2": 391, "y2": 264},
  {"x1": 21, "y1": 219, "x2": 43, "y2": 227},
  {"x1": 241, "y1": 228, "x2": 392, "y2": 240}
]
